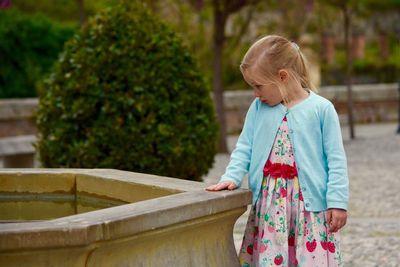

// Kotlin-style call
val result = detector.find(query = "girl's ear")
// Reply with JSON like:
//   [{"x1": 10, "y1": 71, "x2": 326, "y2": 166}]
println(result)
[{"x1": 278, "y1": 69, "x2": 289, "y2": 82}]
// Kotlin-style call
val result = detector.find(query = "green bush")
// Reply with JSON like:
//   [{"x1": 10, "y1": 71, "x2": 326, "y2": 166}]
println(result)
[
  {"x1": 0, "y1": 9, "x2": 75, "y2": 98},
  {"x1": 36, "y1": 1, "x2": 218, "y2": 181}
]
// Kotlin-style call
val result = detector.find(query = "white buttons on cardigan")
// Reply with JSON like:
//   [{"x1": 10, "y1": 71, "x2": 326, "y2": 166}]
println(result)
[
  {"x1": 305, "y1": 203, "x2": 310, "y2": 208},
  {"x1": 289, "y1": 129, "x2": 294, "y2": 134},
  {"x1": 301, "y1": 187, "x2": 306, "y2": 191}
]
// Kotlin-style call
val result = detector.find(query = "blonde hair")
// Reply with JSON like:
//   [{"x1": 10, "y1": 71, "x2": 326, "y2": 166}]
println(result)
[{"x1": 240, "y1": 35, "x2": 316, "y2": 104}]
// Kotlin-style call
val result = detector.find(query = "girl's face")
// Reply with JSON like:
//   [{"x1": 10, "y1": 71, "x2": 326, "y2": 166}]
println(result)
[
  {"x1": 243, "y1": 68, "x2": 284, "y2": 107},
  {"x1": 251, "y1": 81, "x2": 283, "y2": 107}
]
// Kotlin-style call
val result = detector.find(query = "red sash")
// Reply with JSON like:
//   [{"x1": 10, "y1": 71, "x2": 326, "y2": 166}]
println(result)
[{"x1": 263, "y1": 159, "x2": 298, "y2": 179}]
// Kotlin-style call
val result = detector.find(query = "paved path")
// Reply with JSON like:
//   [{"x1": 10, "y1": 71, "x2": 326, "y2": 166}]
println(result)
[{"x1": 203, "y1": 122, "x2": 400, "y2": 266}]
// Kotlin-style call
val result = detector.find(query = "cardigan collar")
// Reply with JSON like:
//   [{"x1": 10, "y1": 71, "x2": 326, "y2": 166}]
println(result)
[{"x1": 278, "y1": 89, "x2": 314, "y2": 113}]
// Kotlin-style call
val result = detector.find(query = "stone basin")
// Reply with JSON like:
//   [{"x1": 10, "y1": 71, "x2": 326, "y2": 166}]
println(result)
[{"x1": 0, "y1": 169, "x2": 251, "y2": 267}]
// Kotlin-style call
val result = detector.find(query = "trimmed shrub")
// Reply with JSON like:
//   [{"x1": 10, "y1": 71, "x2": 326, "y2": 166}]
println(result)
[
  {"x1": 0, "y1": 9, "x2": 75, "y2": 98},
  {"x1": 36, "y1": 1, "x2": 218, "y2": 181}
]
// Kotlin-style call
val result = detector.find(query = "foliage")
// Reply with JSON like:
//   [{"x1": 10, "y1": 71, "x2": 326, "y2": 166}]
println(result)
[
  {"x1": 36, "y1": 1, "x2": 218, "y2": 181},
  {"x1": 10, "y1": 0, "x2": 120, "y2": 26},
  {"x1": 0, "y1": 9, "x2": 75, "y2": 98}
]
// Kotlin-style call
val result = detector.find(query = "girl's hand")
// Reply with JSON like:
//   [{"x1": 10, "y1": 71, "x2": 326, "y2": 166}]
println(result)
[
  {"x1": 206, "y1": 181, "x2": 237, "y2": 191},
  {"x1": 326, "y1": 208, "x2": 347, "y2": 233}
]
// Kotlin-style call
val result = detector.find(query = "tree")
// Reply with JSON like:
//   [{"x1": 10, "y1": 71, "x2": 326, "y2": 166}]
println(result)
[
  {"x1": 36, "y1": 1, "x2": 218, "y2": 181},
  {"x1": 150, "y1": 0, "x2": 263, "y2": 152},
  {"x1": 0, "y1": 9, "x2": 75, "y2": 98},
  {"x1": 211, "y1": 0, "x2": 261, "y2": 153}
]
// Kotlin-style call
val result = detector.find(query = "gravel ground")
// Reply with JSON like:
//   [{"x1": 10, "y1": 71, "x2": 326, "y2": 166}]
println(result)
[{"x1": 203, "y1": 122, "x2": 400, "y2": 266}]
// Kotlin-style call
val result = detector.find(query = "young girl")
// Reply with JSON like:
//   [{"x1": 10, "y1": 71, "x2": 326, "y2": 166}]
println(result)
[{"x1": 206, "y1": 35, "x2": 349, "y2": 267}]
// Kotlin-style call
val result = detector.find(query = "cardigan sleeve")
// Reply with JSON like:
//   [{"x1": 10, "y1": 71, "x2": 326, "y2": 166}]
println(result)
[
  {"x1": 219, "y1": 98, "x2": 258, "y2": 187},
  {"x1": 322, "y1": 103, "x2": 349, "y2": 210}
]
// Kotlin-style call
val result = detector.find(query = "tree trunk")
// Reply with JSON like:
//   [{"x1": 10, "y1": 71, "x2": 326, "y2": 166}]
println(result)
[
  {"x1": 77, "y1": 0, "x2": 85, "y2": 27},
  {"x1": 397, "y1": 81, "x2": 400, "y2": 134},
  {"x1": 211, "y1": 0, "x2": 259, "y2": 153},
  {"x1": 343, "y1": 4, "x2": 355, "y2": 139},
  {"x1": 212, "y1": 5, "x2": 229, "y2": 153}
]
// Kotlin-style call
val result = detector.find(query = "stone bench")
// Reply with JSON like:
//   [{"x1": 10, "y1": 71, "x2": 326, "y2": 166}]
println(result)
[
  {"x1": 0, "y1": 135, "x2": 36, "y2": 168},
  {"x1": 0, "y1": 98, "x2": 38, "y2": 138}
]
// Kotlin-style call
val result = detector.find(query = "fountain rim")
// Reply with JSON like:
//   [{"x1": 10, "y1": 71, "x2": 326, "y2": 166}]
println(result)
[{"x1": 0, "y1": 168, "x2": 251, "y2": 252}]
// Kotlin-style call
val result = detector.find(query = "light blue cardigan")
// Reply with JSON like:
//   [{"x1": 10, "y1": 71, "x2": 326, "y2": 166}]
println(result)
[{"x1": 220, "y1": 90, "x2": 349, "y2": 212}]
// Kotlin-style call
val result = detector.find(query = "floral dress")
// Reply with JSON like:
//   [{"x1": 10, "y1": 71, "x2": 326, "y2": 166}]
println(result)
[{"x1": 238, "y1": 116, "x2": 343, "y2": 267}]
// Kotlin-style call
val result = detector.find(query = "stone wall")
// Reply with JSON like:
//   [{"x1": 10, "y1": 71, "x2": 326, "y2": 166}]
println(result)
[
  {"x1": 0, "y1": 83, "x2": 398, "y2": 137},
  {"x1": 322, "y1": 83, "x2": 399, "y2": 125},
  {"x1": 0, "y1": 98, "x2": 38, "y2": 138},
  {"x1": 225, "y1": 83, "x2": 399, "y2": 134}
]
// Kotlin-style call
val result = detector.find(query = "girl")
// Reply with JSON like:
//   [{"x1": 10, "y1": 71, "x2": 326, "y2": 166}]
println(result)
[{"x1": 206, "y1": 35, "x2": 349, "y2": 267}]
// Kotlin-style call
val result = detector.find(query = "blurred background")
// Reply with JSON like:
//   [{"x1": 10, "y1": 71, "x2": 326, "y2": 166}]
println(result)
[
  {"x1": 1, "y1": 0, "x2": 399, "y2": 96},
  {"x1": 0, "y1": 0, "x2": 399, "y2": 151}
]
